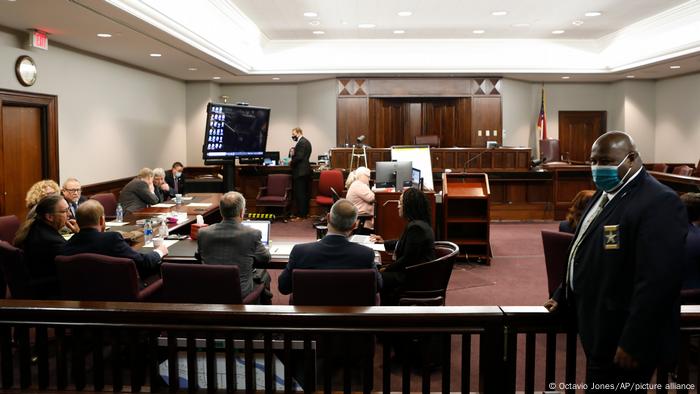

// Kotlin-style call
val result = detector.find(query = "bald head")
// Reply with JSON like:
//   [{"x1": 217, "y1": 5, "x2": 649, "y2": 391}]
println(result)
[
  {"x1": 328, "y1": 199, "x2": 358, "y2": 234},
  {"x1": 590, "y1": 131, "x2": 643, "y2": 191},
  {"x1": 76, "y1": 199, "x2": 105, "y2": 228}
]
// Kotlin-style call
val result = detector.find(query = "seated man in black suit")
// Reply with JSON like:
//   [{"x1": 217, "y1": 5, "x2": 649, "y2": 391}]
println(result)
[
  {"x1": 164, "y1": 161, "x2": 184, "y2": 195},
  {"x1": 61, "y1": 177, "x2": 87, "y2": 220},
  {"x1": 278, "y1": 199, "x2": 382, "y2": 295},
  {"x1": 60, "y1": 200, "x2": 168, "y2": 281},
  {"x1": 153, "y1": 168, "x2": 173, "y2": 203}
]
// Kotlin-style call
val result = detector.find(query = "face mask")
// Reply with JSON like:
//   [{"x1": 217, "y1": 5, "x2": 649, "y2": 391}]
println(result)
[
  {"x1": 292, "y1": 135, "x2": 298, "y2": 142},
  {"x1": 591, "y1": 154, "x2": 631, "y2": 192},
  {"x1": 175, "y1": 172, "x2": 182, "y2": 178}
]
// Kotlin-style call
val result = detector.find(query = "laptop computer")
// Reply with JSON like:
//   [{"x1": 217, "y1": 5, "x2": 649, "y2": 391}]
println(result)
[{"x1": 241, "y1": 220, "x2": 271, "y2": 246}]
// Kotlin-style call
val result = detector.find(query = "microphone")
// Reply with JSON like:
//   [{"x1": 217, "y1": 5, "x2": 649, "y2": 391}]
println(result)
[{"x1": 462, "y1": 150, "x2": 489, "y2": 173}]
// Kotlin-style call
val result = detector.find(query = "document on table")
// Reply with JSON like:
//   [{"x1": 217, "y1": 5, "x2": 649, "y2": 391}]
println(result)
[
  {"x1": 152, "y1": 203, "x2": 175, "y2": 208},
  {"x1": 142, "y1": 240, "x2": 180, "y2": 248},
  {"x1": 187, "y1": 203, "x2": 212, "y2": 207},
  {"x1": 349, "y1": 235, "x2": 385, "y2": 252},
  {"x1": 180, "y1": 196, "x2": 194, "y2": 201},
  {"x1": 105, "y1": 221, "x2": 129, "y2": 227}
]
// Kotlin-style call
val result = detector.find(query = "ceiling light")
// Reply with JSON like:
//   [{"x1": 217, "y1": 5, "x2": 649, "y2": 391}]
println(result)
[
  {"x1": 358, "y1": 23, "x2": 376, "y2": 29},
  {"x1": 272, "y1": 77, "x2": 280, "y2": 81},
  {"x1": 309, "y1": 20, "x2": 321, "y2": 26},
  {"x1": 303, "y1": 12, "x2": 317, "y2": 17},
  {"x1": 312, "y1": 30, "x2": 325, "y2": 35},
  {"x1": 572, "y1": 20, "x2": 584, "y2": 26},
  {"x1": 188, "y1": 67, "x2": 197, "y2": 71},
  {"x1": 561, "y1": 76, "x2": 570, "y2": 79},
  {"x1": 585, "y1": 11, "x2": 602, "y2": 17},
  {"x1": 212, "y1": 76, "x2": 221, "y2": 80},
  {"x1": 491, "y1": 11, "x2": 508, "y2": 16},
  {"x1": 393, "y1": 30, "x2": 405, "y2": 34},
  {"x1": 626, "y1": 75, "x2": 635, "y2": 78},
  {"x1": 341, "y1": 20, "x2": 348, "y2": 25},
  {"x1": 149, "y1": 53, "x2": 162, "y2": 57},
  {"x1": 97, "y1": 33, "x2": 112, "y2": 38},
  {"x1": 551, "y1": 30, "x2": 565, "y2": 35},
  {"x1": 397, "y1": 11, "x2": 412, "y2": 17},
  {"x1": 512, "y1": 23, "x2": 530, "y2": 28},
  {"x1": 670, "y1": 65, "x2": 681, "y2": 69},
  {"x1": 472, "y1": 29, "x2": 485, "y2": 34}
]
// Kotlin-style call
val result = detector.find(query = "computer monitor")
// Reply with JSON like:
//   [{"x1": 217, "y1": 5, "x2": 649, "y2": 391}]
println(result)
[
  {"x1": 412, "y1": 168, "x2": 422, "y2": 188},
  {"x1": 375, "y1": 161, "x2": 413, "y2": 191},
  {"x1": 241, "y1": 220, "x2": 271, "y2": 245},
  {"x1": 263, "y1": 151, "x2": 279, "y2": 166}
]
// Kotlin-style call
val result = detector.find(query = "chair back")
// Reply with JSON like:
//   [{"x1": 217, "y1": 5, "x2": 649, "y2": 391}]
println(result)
[
  {"x1": 161, "y1": 263, "x2": 245, "y2": 304},
  {"x1": 318, "y1": 170, "x2": 344, "y2": 200},
  {"x1": 55, "y1": 253, "x2": 142, "y2": 301},
  {"x1": 541, "y1": 230, "x2": 574, "y2": 297},
  {"x1": 292, "y1": 268, "x2": 378, "y2": 306},
  {"x1": 265, "y1": 174, "x2": 291, "y2": 197},
  {"x1": 673, "y1": 165, "x2": 694, "y2": 176},
  {"x1": 414, "y1": 135, "x2": 440, "y2": 147},
  {"x1": 539, "y1": 139, "x2": 561, "y2": 162},
  {"x1": 399, "y1": 241, "x2": 459, "y2": 306},
  {"x1": 91, "y1": 193, "x2": 118, "y2": 217},
  {"x1": 0, "y1": 241, "x2": 32, "y2": 299},
  {"x1": 0, "y1": 215, "x2": 20, "y2": 243},
  {"x1": 651, "y1": 163, "x2": 669, "y2": 173}
]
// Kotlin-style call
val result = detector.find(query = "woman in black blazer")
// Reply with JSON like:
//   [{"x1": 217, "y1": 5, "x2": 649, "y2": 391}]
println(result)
[{"x1": 372, "y1": 188, "x2": 435, "y2": 305}]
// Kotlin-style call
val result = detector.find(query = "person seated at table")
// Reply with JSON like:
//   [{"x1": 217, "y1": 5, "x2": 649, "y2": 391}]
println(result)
[
  {"x1": 165, "y1": 161, "x2": 184, "y2": 195},
  {"x1": 59, "y1": 200, "x2": 167, "y2": 282},
  {"x1": 62, "y1": 177, "x2": 87, "y2": 219},
  {"x1": 197, "y1": 191, "x2": 272, "y2": 303},
  {"x1": 345, "y1": 166, "x2": 375, "y2": 230},
  {"x1": 278, "y1": 199, "x2": 382, "y2": 295},
  {"x1": 681, "y1": 193, "x2": 700, "y2": 289},
  {"x1": 371, "y1": 188, "x2": 434, "y2": 306},
  {"x1": 559, "y1": 189, "x2": 595, "y2": 234},
  {"x1": 119, "y1": 167, "x2": 159, "y2": 213},
  {"x1": 153, "y1": 168, "x2": 173, "y2": 203},
  {"x1": 25, "y1": 179, "x2": 61, "y2": 218},
  {"x1": 14, "y1": 195, "x2": 79, "y2": 297}
]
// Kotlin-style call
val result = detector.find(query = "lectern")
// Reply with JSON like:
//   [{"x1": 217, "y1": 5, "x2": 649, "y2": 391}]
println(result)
[{"x1": 442, "y1": 173, "x2": 491, "y2": 263}]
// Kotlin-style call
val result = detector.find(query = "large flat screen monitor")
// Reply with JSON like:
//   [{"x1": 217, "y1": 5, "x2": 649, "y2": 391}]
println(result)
[
  {"x1": 375, "y1": 161, "x2": 413, "y2": 191},
  {"x1": 202, "y1": 103, "x2": 270, "y2": 162}
]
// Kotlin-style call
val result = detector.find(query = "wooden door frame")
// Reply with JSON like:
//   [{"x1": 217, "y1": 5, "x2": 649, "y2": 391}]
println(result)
[
  {"x1": 558, "y1": 110, "x2": 606, "y2": 163},
  {"x1": 0, "y1": 89, "x2": 59, "y2": 212}
]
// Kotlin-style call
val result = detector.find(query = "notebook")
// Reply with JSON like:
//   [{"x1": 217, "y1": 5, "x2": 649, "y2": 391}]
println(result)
[{"x1": 242, "y1": 220, "x2": 271, "y2": 246}]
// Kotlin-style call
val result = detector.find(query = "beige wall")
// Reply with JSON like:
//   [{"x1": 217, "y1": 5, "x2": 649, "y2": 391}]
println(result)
[
  {"x1": 185, "y1": 82, "x2": 220, "y2": 166},
  {"x1": 655, "y1": 73, "x2": 700, "y2": 164},
  {"x1": 0, "y1": 29, "x2": 187, "y2": 185}
]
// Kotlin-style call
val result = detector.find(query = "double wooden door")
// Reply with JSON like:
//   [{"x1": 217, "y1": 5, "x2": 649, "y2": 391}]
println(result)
[
  {"x1": 558, "y1": 111, "x2": 606, "y2": 164},
  {"x1": 0, "y1": 90, "x2": 58, "y2": 219}
]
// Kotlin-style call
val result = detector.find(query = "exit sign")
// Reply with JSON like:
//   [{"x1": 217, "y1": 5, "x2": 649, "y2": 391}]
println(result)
[{"x1": 30, "y1": 30, "x2": 48, "y2": 50}]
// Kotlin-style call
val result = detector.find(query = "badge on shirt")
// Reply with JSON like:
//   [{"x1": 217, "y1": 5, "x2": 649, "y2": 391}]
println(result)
[{"x1": 603, "y1": 225, "x2": 620, "y2": 250}]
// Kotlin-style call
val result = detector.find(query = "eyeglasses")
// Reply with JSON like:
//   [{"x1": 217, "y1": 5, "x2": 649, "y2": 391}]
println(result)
[
  {"x1": 53, "y1": 209, "x2": 70, "y2": 215},
  {"x1": 64, "y1": 188, "x2": 81, "y2": 193}
]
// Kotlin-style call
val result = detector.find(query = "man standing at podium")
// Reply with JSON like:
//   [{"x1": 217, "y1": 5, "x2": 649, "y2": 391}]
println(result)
[
  {"x1": 290, "y1": 127, "x2": 312, "y2": 219},
  {"x1": 545, "y1": 131, "x2": 687, "y2": 391}
]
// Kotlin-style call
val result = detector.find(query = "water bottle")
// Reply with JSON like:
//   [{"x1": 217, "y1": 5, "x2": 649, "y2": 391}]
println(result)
[
  {"x1": 159, "y1": 219, "x2": 169, "y2": 238},
  {"x1": 144, "y1": 219, "x2": 153, "y2": 245},
  {"x1": 116, "y1": 203, "x2": 124, "y2": 223}
]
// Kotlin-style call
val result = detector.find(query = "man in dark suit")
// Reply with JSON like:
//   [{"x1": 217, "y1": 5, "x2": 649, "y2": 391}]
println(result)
[
  {"x1": 164, "y1": 162, "x2": 184, "y2": 195},
  {"x1": 681, "y1": 193, "x2": 700, "y2": 289},
  {"x1": 290, "y1": 127, "x2": 312, "y2": 219},
  {"x1": 119, "y1": 168, "x2": 159, "y2": 213},
  {"x1": 197, "y1": 191, "x2": 271, "y2": 302},
  {"x1": 545, "y1": 131, "x2": 687, "y2": 390},
  {"x1": 153, "y1": 168, "x2": 173, "y2": 202},
  {"x1": 278, "y1": 199, "x2": 382, "y2": 295},
  {"x1": 60, "y1": 200, "x2": 168, "y2": 280},
  {"x1": 62, "y1": 177, "x2": 87, "y2": 219}
]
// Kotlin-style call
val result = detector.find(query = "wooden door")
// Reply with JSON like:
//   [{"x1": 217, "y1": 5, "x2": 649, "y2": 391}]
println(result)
[
  {"x1": 558, "y1": 111, "x2": 606, "y2": 163},
  {"x1": 0, "y1": 90, "x2": 59, "y2": 218},
  {"x1": 370, "y1": 98, "x2": 403, "y2": 147},
  {"x1": 1, "y1": 106, "x2": 43, "y2": 218}
]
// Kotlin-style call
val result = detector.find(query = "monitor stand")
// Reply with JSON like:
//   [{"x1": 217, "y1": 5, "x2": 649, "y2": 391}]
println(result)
[{"x1": 223, "y1": 162, "x2": 236, "y2": 192}]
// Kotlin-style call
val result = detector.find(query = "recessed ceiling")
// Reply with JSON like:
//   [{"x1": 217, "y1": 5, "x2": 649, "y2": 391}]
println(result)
[{"x1": 0, "y1": 0, "x2": 697, "y2": 83}]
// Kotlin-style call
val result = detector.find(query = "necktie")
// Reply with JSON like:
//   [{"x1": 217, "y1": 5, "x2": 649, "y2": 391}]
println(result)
[
  {"x1": 566, "y1": 193, "x2": 609, "y2": 290},
  {"x1": 173, "y1": 177, "x2": 178, "y2": 194}
]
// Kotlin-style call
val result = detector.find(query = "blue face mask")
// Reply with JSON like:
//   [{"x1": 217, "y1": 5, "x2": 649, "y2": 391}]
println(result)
[{"x1": 591, "y1": 154, "x2": 631, "y2": 192}]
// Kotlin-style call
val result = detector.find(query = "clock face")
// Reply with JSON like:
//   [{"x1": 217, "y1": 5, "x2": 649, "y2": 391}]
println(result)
[{"x1": 15, "y1": 56, "x2": 37, "y2": 86}]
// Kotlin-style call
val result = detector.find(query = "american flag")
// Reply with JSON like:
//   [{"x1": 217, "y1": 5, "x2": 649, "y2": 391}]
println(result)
[{"x1": 537, "y1": 86, "x2": 547, "y2": 140}]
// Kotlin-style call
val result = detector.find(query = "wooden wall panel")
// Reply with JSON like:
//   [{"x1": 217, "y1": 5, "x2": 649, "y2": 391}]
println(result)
[
  {"x1": 369, "y1": 79, "x2": 469, "y2": 96},
  {"x1": 336, "y1": 97, "x2": 369, "y2": 147},
  {"x1": 403, "y1": 102, "x2": 422, "y2": 145},
  {"x1": 455, "y1": 98, "x2": 472, "y2": 147},
  {"x1": 471, "y1": 96, "x2": 502, "y2": 148}
]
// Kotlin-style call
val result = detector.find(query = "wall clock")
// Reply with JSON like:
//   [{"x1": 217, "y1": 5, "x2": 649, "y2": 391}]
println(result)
[{"x1": 15, "y1": 55, "x2": 37, "y2": 86}]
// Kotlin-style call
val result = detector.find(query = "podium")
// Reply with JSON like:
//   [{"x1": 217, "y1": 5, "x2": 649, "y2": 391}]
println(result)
[
  {"x1": 442, "y1": 173, "x2": 491, "y2": 263},
  {"x1": 374, "y1": 191, "x2": 436, "y2": 241}
]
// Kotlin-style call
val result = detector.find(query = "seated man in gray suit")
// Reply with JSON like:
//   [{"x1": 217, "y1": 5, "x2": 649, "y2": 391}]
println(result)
[
  {"x1": 119, "y1": 167, "x2": 159, "y2": 213},
  {"x1": 278, "y1": 199, "x2": 382, "y2": 295},
  {"x1": 197, "y1": 191, "x2": 272, "y2": 303}
]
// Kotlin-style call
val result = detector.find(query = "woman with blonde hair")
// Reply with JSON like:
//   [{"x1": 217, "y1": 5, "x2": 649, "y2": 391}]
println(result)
[
  {"x1": 345, "y1": 166, "x2": 375, "y2": 229},
  {"x1": 25, "y1": 179, "x2": 61, "y2": 209}
]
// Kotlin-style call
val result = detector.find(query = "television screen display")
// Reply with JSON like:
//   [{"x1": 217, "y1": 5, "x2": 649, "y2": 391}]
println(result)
[
  {"x1": 375, "y1": 161, "x2": 413, "y2": 190},
  {"x1": 202, "y1": 103, "x2": 270, "y2": 161}
]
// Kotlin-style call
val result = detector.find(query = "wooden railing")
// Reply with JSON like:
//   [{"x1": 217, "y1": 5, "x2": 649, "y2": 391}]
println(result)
[{"x1": 1, "y1": 301, "x2": 697, "y2": 394}]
